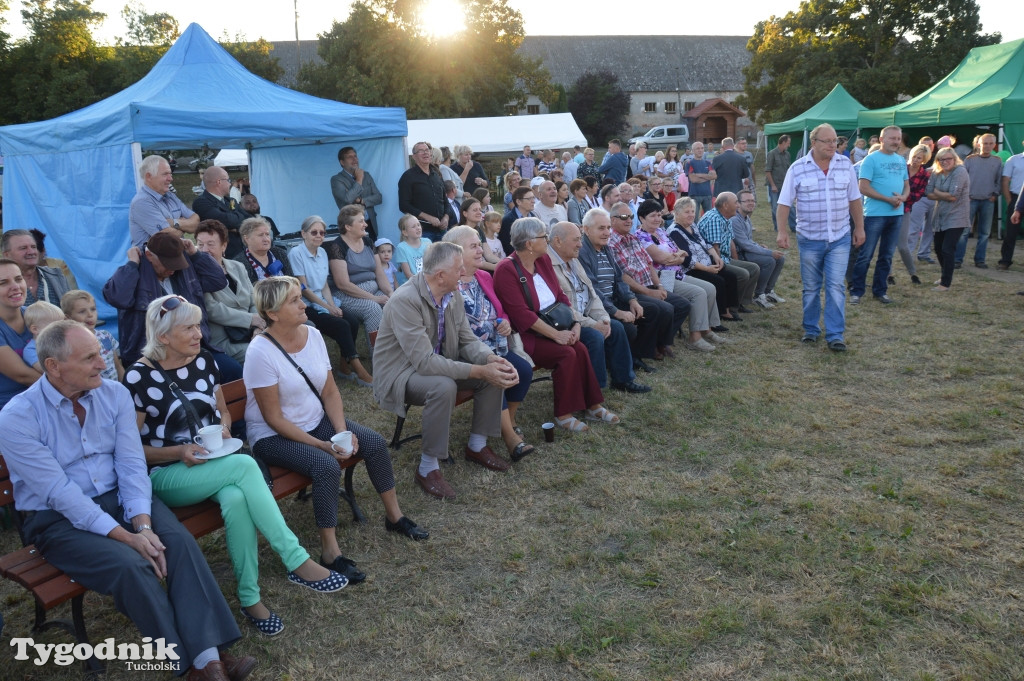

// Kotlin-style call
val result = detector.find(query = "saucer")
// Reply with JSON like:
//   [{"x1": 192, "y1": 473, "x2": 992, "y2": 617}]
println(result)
[{"x1": 196, "y1": 437, "x2": 243, "y2": 460}]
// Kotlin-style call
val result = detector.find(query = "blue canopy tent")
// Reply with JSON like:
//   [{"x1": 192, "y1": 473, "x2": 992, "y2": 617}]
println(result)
[{"x1": 0, "y1": 23, "x2": 408, "y2": 320}]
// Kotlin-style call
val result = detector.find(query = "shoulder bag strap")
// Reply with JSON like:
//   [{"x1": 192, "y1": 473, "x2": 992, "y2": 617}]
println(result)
[
  {"x1": 511, "y1": 256, "x2": 537, "y2": 312},
  {"x1": 260, "y1": 331, "x2": 325, "y2": 408},
  {"x1": 151, "y1": 360, "x2": 202, "y2": 439}
]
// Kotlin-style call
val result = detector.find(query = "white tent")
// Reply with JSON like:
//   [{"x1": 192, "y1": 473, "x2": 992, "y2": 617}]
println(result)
[{"x1": 406, "y1": 113, "x2": 588, "y2": 154}]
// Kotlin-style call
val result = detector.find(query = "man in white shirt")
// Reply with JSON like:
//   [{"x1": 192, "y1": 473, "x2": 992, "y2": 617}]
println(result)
[{"x1": 533, "y1": 181, "x2": 567, "y2": 228}]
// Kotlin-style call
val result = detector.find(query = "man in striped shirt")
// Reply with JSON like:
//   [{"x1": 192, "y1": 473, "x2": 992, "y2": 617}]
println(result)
[{"x1": 776, "y1": 124, "x2": 865, "y2": 352}]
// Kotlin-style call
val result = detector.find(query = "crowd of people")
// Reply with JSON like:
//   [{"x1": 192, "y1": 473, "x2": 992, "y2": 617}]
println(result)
[{"x1": 0, "y1": 126, "x2": 1019, "y2": 678}]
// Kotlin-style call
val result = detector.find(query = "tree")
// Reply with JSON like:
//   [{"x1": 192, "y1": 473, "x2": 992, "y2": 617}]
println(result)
[
  {"x1": 114, "y1": 1, "x2": 179, "y2": 87},
  {"x1": 736, "y1": 0, "x2": 1000, "y2": 126},
  {"x1": 2, "y1": 0, "x2": 113, "y2": 123},
  {"x1": 219, "y1": 32, "x2": 283, "y2": 84},
  {"x1": 297, "y1": 0, "x2": 555, "y2": 119},
  {"x1": 567, "y1": 71, "x2": 630, "y2": 145}
]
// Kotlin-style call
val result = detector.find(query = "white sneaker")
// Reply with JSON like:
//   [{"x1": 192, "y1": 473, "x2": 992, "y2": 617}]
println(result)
[
  {"x1": 754, "y1": 294, "x2": 776, "y2": 309},
  {"x1": 704, "y1": 331, "x2": 733, "y2": 345},
  {"x1": 685, "y1": 338, "x2": 716, "y2": 352},
  {"x1": 765, "y1": 290, "x2": 786, "y2": 304}
]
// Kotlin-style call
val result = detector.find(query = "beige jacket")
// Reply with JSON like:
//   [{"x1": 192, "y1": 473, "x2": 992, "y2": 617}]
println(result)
[
  {"x1": 373, "y1": 272, "x2": 493, "y2": 417},
  {"x1": 204, "y1": 257, "x2": 257, "y2": 363},
  {"x1": 547, "y1": 245, "x2": 609, "y2": 328}
]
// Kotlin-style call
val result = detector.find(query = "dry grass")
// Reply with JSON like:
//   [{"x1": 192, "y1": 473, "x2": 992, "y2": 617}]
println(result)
[{"x1": 4, "y1": 198, "x2": 1024, "y2": 680}]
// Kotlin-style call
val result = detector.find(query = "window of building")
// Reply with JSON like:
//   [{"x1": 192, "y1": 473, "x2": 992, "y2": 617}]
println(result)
[
  {"x1": 644, "y1": 102, "x2": 657, "y2": 113},
  {"x1": 527, "y1": 104, "x2": 540, "y2": 115},
  {"x1": 506, "y1": 105, "x2": 518, "y2": 115},
  {"x1": 684, "y1": 101, "x2": 696, "y2": 112},
  {"x1": 664, "y1": 102, "x2": 677, "y2": 114}
]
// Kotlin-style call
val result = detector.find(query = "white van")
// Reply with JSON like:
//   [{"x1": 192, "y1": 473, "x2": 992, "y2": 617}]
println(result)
[{"x1": 629, "y1": 124, "x2": 690, "y2": 150}]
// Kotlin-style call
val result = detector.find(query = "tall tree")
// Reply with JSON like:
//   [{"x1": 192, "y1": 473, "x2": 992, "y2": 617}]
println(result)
[
  {"x1": 114, "y1": 1, "x2": 179, "y2": 87},
  {"x1": 3, "y1": 0, "x2": 112, "y2": 123},
  {"x1": 219, "y1": 32, "x2": 283, "y2": 84},
  {"x1": 297, "y1": 0, "x2": 554, "y2": 119},
  {"x1": 736, "y1": 0, "x2": 1000, "y2": 126},
  {"x1": 568, "y1": 71, "x2": 630, "y2": 145}
]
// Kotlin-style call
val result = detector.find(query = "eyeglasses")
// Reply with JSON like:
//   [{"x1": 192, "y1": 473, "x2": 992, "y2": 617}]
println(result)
[
  {"x1": 159, "y1": 295, "x2": 187, "y2": 318},
  {"x1": 413, "y1": 147, "x2": 430, "y2": 154},
  {"x1": 938, "y1": 157, "x2": 955, "y2": 163},
  {"x1": 308, "y1": 230, "x2": 325, "y2": 236},
  {"x1": 534, "y1": 234, "x2": 550, "y2": 241},
  {"x1": 522, "y1": 196, "x2": 536, "y2": 202},
  {"x1": 613, "y1": 214, "x2": 632, "y2": 220},
  {"x1": 813, "y1": 138, "x2": 839, "y2": 146}
]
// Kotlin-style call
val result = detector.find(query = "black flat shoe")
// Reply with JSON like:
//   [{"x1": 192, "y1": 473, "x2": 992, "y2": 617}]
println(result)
[
  {"x1": 710, "y1": 325, "x2": 729, "y2": 333},
  {"x1": 611, "y1": 380, "x2": 652, "y2": 394},
  {"x1": 320, "y1": 555, "x2": 367, "y2": 584},
  {"x1": 737, "y1": 305, "x2": 755, "y2": 314},
  {"x1": 633, "y1": 359, "x2": 657, "y2": 373},
  {"x1": 385, "y1": 516, "x2": 430, "y2": 541}
]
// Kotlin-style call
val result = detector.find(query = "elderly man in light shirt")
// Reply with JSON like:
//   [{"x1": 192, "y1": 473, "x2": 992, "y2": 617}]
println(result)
[{"x1": 776, "y1": 124, "x2": 865, "y2": 351}]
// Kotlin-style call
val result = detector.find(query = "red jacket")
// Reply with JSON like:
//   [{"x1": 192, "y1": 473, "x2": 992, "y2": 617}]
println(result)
[{"x1": 493, "y1": 252, "x2": 572, "y2": 356}]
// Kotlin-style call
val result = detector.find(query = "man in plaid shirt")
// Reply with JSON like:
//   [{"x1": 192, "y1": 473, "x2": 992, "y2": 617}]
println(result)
[
  {"x1": 697, "y1": 192, "x2": 760, "y2": 310},
  {"x1": 776, "y1": 124, "x2": 865, "y2": 351},
  {"x1": 607, "y1": 203, "x2": 689, "y2": 358}
]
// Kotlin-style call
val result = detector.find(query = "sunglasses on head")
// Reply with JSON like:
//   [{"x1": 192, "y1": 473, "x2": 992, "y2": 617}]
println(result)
[{"x1": 159, "y1": 295, "x2": 187, "y2": 318}]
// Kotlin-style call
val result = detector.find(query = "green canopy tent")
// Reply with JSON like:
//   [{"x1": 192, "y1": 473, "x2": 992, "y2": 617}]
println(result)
[
  {"x1": 857, "y1": 38, "x2": 1024, "y2": 154},
  {"x1": 764, "y1": 84, "x2": 866, "y2": 159}
]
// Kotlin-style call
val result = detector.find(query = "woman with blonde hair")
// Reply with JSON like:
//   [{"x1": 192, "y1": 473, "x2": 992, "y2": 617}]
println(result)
[{"x1": 926, "y1": 148, "x2": 970, "y2": 291}]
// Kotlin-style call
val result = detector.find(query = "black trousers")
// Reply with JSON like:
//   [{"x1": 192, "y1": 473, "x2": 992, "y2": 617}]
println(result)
[
  {"x1": 306, "y1": 307, "x2": 361, "y2": 360},
  {"x1": 23, "y1": 490, "x2": 240, "y2": 672},
  {"x1": 999, "y1": 192, "x2": 1020, "y2": 266}
]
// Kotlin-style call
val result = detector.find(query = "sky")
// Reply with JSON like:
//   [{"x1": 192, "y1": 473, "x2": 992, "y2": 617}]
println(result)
[{"x1": 2, "y1": 0, "x2": 1020, "y2": 44}]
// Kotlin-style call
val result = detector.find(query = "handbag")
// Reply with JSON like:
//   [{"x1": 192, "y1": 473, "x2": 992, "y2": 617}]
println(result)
[
  {"x1": 224, "y1": 325, "x2": 252, "y2": 343},
  {"x1": 512, "y1": 257, "x2": 575, "y2": 331}
]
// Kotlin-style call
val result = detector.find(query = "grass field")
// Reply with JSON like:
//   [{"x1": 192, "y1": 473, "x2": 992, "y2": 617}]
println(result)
[{"x1": 3, "y1": 181, "x2": 1023, "y2": 680}]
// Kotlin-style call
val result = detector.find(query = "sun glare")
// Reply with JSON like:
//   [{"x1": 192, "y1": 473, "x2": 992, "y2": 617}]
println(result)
[{"x1": 418, "y1": 0, "x2": 466, "y2": 39}]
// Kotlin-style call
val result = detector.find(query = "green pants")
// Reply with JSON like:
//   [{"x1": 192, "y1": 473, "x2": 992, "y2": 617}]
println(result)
[{"x1": 150, "y1": 454, "x2": 310, "y2": 607}]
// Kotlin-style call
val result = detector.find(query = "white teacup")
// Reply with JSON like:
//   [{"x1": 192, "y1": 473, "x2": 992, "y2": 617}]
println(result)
[
  {"x1": 330, "y1": 431, "x2": 353, "y2": 455},
  {"x1": 194, "y1": 425, "x2": 224, "y2": 453}
]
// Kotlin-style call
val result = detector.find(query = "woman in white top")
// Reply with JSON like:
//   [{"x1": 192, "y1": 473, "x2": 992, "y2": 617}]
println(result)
[{"x1": 244, "y1": 277, "x2": 429, "y2": 574}]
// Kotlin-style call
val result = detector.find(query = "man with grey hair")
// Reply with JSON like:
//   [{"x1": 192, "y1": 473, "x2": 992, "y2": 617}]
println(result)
[
  {"x1": 0, "y1": 320, "x2": 256, "y2": 681},
  {"x1": 548, "y1": 221, "x2": 650, "y2": 393},
  {"x1": 697, "y1": 192, "x2": 760, "y2": 311},
  {"x1": 534, "y1": 180, "x2": 568, "y2": 228},
  {"x1": 192, "y1": 165, "x2": 250, "y2": 258},
  {"x1": 711, "y1": 137, "x2": 751, "y2": 196},
  {"x1": 129, "y1": 154, "x2": 199, "y2": 249},
  {"x1": 731, "y1": 190, "x2": 786, "y2": 308},
  {"x1": 561, "y1": 151, "x2": 578, "y2": 183},
  {"x1": 373, "y1": 242, "x2": 520, "y2": 500},
  {"x1": 1, "y1": 229, "x2": 71, "y2": 305}
]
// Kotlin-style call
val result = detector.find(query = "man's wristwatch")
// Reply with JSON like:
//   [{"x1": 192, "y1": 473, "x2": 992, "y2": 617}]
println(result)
[
  {"x1": 135, "y1": 524, "x2": 153, "y2": 533},
  {"x1": 173, "y1": 221, "x2": 180, "y2": 230}
]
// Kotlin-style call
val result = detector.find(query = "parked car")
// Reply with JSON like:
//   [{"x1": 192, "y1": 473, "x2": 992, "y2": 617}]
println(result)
[{"x1": 629, "y1": 124, "x2": 690, "y2": 150}]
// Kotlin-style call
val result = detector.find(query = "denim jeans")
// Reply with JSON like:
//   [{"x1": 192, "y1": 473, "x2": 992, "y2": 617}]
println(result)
[
  {"x1": 768, "y1": 187, "x2": 796, "y2": 232},
  {"x1": 579, "y1": 327, "x2": 608, "y2": 388},
  {"x1": 849, "y1": 214, "x2": 901, "y2": 297},
  {"x1": 692, "y1": 195, "x2": 713, "y2": 217},
  {"x1": 955, "y1": 198, "x2": 995, "y2": 264},
  {"x1": 798, "y1": 233, "x2": 851, "y2": 343}
]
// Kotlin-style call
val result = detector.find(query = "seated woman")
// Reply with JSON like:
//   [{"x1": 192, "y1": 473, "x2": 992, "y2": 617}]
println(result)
[
  {"x1": 244, "y1": 276, "x2": 428, "y2": 569},
  {"x1": 493, "y1": 218, "x2": 619, "y2": 433},
  {"x1": 326, "y1": 205, "x2": 393, "y2": 342},
  {"x1": 124, "y1": 295, "x2": 346, "y2": 638},
  {"x1": 287, "y1": 215, "x2": 373, "y2": 386},
  {"x1": 443, "y1": 226, "x2": 535, "y2": 461},
  {"x1": 195, "y1": 219, "x2": 264, "y2": 364},
  {"x1": 635, "y1": 200, "x2": 726, "y2": 351},
  {"x1": 668, "y1": 198, "x2": 742, "y2": 323},
  {"x1": 0, "y1": 258, "x2": 40, "y2": 411},
  {"x1": 233, "y1": 217, "x2": 291, "y2": 284}
]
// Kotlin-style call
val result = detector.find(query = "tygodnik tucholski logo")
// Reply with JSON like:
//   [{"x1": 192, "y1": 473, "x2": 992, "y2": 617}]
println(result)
[{"x1": 11, "y1": 636, "x2": 180, "y2": 671}]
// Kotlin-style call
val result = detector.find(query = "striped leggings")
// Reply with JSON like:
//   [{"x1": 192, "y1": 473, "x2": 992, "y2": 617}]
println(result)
[
  {"x1": 253, "y1": 414, "x2": 394, "y2": 528},
  {"x1": 334, "y1": 280, "x2": 387, "y2": 334}
]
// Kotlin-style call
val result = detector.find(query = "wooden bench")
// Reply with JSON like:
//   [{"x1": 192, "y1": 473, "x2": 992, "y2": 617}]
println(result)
[{"x1": 0, "y1": 377, "x2": 365, "y2": 672}]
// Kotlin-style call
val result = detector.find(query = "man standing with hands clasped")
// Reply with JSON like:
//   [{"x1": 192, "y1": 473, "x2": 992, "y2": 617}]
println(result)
[
  {"x1": 848, "y1": 126, "x2": 908, "y2": 305},
  {"x1": 777, "y1": 124, "x2": 865, "y2": 352}
]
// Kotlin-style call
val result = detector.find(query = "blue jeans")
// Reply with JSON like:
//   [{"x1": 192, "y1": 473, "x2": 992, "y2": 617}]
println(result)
[
  {"x1": 579, "y1": 327, "x2": 608, "y2": 388},
  {"x1": 579, "y1": 321, "x2": 636, "y2": 387},
  {"x1": 211, "y1": 351, "x2": 243, "y2": 382},
  {"x1": 691, "y1": 195, "x2": 713, "y2": 217},
  {"x1": 798, "y1": 233, "x2": 851, "y2": 343},
  {"x1": 768, "y1": 187, "x2": 796, "y2": 232},
  {"x1": 849, "y1": 214, "x2": 901, "y2": 297},
  {"x1": 955, "y1": 198, "x2": 995, "y2": 264}
]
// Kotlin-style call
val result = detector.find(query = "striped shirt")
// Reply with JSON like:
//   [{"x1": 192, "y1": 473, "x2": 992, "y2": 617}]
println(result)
[{"x1": 778, "y1": 152, "x2": 862, "y2": 242}]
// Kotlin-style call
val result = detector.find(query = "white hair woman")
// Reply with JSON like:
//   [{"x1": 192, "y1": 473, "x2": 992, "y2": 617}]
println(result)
[{"x1": 123, "y1": 294, "x2": 346, "y2": 637}]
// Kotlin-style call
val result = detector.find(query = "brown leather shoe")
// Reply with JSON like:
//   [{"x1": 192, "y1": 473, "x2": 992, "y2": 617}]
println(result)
[
  {"x1": 415, "y1": 470, "x2": 456, "y2": 499},
  {"x1": 657, "y1": 345, "x2": 675, "y2": 358},
  {"x1": 220, "y1": 652, "x2": 257, "y2": 681},
  {"x1": 187, "y1": 661, "x2": 230, "y2": 681},
  {"x1": 464, "y1": 445, "x2": 510, "y2": 471}
]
